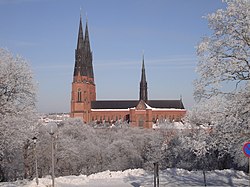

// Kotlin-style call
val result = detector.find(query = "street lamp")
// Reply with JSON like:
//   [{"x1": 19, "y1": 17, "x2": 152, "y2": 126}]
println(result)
[
  {"x1": 46, "y1": 122, "x2": 58, "y2": 187},
  {"x1": 32, "y1": 136, "x2": 39, "y2": 185},
  {"x1": 153, "y1": 162, "x2": 159, "y2": 187}
]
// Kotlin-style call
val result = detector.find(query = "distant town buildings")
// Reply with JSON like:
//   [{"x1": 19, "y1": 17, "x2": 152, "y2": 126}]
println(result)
[
  {"x1": 70, "y1": 16, "x2": 186, "y2": 128},
  {"x1": 39, "y1": 113, "x2": 70, "y2": 123}
]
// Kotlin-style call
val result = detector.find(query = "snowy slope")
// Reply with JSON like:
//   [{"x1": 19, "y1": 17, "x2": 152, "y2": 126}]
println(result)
[{"x1": 0, "y1": 168, "x2": 248, "y2": 187}]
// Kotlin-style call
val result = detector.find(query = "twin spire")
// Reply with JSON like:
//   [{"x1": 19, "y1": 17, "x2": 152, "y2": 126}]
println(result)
[
  {"x1": 77, "y1": 15, "x2": 91, "y2": 51},
  {"x1": 74, "y1": 15, "x2": 94, "y2": 79},
  {"x1": 75, "y1": 14, "x2": 148, "y2": 101}
]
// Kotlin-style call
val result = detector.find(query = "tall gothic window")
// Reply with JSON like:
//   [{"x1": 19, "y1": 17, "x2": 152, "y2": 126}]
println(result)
[{"x1": 77, "y1": 88, "x2": 82, "y2": 102}]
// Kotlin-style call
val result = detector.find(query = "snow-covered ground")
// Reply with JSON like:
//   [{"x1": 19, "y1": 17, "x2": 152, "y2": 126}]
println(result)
[{"x1": 0, "y1": 168, "x2": 248, "y2": 187}]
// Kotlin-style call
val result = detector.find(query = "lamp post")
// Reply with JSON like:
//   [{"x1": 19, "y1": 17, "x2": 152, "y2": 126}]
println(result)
[
  {"x1": 32, "y1": 136, "x2": 39, "y2": 185},
  {"x1": 46, "y1": 122, "x2": 58, "y2": 187},
  {"x1": 153, "y1": 162, "x2": 159, "y2": 187}
]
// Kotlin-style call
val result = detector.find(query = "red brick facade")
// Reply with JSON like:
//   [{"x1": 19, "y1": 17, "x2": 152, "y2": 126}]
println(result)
[
  {"x1": 70, "y1": 74, "x2": 96, "y2": 122},
  {"x1": 70, "y1": 18, "x2": 186, "y2": 128},
  {"x1": 90, "y1": 101, "x2": 186, "y2": 128}
]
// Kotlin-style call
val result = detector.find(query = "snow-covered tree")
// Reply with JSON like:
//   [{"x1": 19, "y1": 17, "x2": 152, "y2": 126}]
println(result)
[
  {"x1": 0, "y1": 48, "x2": 37, "y2": 181},
  {"x1": 0, "y1": 48, "x2": 36, "y2": 118},
  {"x1": 184, "y1": 0, "x2": 250, "y2": 173},
  {"x1": 195, "y1": 0, "x2": 249, "y2": 100},
  {"x1": 32, "y1": 118, "x2": 168, "y2": 177}
]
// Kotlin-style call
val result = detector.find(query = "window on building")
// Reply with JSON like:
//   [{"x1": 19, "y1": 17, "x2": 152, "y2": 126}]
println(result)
[
  {"x1": 77, "y1": 88, "x2": 82, "y2": 102},
  {"x1": 177, "y1": 116, "x2": 180, "y2": 121},
  {"x1": 139, "y1": 117, "x2": 144, "y2": 128}
]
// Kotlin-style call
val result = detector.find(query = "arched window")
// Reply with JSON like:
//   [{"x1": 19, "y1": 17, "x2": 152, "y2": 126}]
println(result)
[{"x1": 77, "y1": 88, "x2": 82, "y2": 102}]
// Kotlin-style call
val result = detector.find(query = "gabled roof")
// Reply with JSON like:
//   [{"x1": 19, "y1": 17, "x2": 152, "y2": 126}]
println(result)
[
  {"x1": 91, "y1": 100, "x2": 185, "y2": 109},
  {"x1": 136, "y1": 100, "x2": 147, "y2": 110}
]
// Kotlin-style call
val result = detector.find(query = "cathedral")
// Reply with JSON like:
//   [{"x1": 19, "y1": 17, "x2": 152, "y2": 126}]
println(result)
[{"x1": 70, "y1": 17, "x2": 186, "y2": 128}]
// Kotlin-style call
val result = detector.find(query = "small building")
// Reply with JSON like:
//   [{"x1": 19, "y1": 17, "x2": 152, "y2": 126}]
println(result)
[{"x1": 70, "y1": 16, "x2": 186, "y2": 128}]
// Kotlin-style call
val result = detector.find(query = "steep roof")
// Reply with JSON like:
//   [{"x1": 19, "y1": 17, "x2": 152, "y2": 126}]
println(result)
[
  {"x1": 148, "y1": 100, "x2": 185, "y2": 109},
  {"x1": 91, "y1": 100, "x2": 138, "y2": 109},
  {"x1": 91, "y1": 100, "x2": 185, "y2": 109}
]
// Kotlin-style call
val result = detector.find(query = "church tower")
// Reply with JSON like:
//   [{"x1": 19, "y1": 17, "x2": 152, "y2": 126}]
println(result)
[
  {"x1": 70, "y1": 16, "x2": 96, "y2": 123},
  {"x1": 139, "y1": 55, "x2": 148, "y2": 102}
]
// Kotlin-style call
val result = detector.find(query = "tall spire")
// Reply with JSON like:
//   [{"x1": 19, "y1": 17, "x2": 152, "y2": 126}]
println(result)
[
  {"x1": 83, "y1": 18, "x2": 94, "y2": 78},
  {"x1": 84, "y1": 18, "x2": 91, "y2": 53},
  {"x1": 139, "y1": 54, "x2": 148, "y2": 102},
  {"x1": 74, "y1": 15, "x2": 86, "y2": 77},
  {"x1": 73, "y1": 15, "x2": 94, "y2": 79},
  {"x1": 77, "y1": 16, "x2": 84, "y2": 50}
]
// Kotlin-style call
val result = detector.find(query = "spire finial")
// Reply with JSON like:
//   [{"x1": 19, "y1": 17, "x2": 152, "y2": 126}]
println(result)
[
  {"x1": 76, "y1": 12, "x2": 84, "y2": 50},
  {"x1": 142, "y1": 50, "x2": 144, "y2": 63},
  {"x1": 86, "y1": 12, "x2": 88, "y2": 23},
  {"x1": 80, "y1": 6, "x2": 82, "y2": 18}
]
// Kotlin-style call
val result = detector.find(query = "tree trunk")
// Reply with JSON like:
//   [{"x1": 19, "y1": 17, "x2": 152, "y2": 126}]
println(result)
[
  {"x1": 203, "y1": 169, "x2": 207, "y2": 186},
  {"x1": 23, "y1": 140, "x2": 30, "y2": 179}
]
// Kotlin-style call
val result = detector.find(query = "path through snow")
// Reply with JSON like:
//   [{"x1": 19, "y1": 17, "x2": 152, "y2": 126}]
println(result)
[{"x1": 0, "y1": 168, "x2": 248, "y2": 187}]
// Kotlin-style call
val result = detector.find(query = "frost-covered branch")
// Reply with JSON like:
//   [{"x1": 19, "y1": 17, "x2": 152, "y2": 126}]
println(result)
[{"x1": 195, "y1": 0, "x2": 250, "y2": 100}]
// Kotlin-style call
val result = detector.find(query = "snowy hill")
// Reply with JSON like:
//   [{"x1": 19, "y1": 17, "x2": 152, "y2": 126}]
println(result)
[{"x1": 0, "y1": 168, "x2": 248, "y2": 187}]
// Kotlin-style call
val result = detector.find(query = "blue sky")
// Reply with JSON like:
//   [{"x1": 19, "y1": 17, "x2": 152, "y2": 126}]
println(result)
[{"x1": 0, "y1": 0, "x2": 225, "y2": 113}]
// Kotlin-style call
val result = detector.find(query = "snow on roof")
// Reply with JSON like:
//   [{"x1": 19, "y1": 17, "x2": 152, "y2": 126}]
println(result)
[
  {"x1": 91, "y1": 109, "x2": 129, "y2": 112},
  {"x1": 145, "y1": 103, "x2": 152, "y2": 109},
  {"x1": 151, "y1": 108, "x2": 186, "y2": 111},
  {"x1": 112, "y1": 102, "x2": 186, "y2": 111}
]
